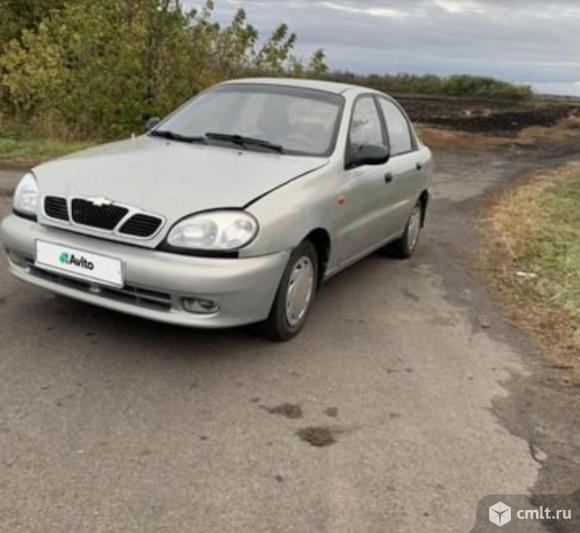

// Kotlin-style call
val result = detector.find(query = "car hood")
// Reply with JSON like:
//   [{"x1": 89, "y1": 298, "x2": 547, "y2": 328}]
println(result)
[{"x1": 34, "y1": 136, "x2": 328, "y2": 246}]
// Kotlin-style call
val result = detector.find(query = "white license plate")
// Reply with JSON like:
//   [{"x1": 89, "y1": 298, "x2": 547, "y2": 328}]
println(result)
[{"x1": 35, "y1": 241, "x2": 124, "y2": 288}]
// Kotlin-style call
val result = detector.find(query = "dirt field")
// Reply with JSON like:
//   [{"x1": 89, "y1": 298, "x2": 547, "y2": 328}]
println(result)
[{"x1": 399, "y1": 94, "x2": 580, "y2": 133}]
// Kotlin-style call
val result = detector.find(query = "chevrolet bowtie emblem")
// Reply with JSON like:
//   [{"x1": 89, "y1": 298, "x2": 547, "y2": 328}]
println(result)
[{"x1": 88, "y1": 196, "x2": 113, "y2": 207}]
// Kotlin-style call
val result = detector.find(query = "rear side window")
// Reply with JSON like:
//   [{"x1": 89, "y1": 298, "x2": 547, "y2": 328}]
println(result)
[
  {"x1": 348, "y1": 96, "x2": 384, "y2": 150},
  {"x1": 378, "y1": 99, "x2": 414, "y2": 155}
]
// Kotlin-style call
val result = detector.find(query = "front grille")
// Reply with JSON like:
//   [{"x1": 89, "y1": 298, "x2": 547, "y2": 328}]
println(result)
[
  {"x1": 119, "y1": 214, "x2": 163, "y2": 238},
  {"x1": 44, "y1": 196, "x2": 69, "y2": 221},
  {"x1": 71, "y1": 199, "x2": 128, "y2": 230},
  {"x1": 103, "y1": 285, "x2": 172, "y2": 309},
  {"x1": 43, "y1": 196, "x2": 163, "y2": 239}
]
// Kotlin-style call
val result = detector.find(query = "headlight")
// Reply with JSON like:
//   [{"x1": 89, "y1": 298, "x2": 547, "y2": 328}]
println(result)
[
  {"x1": 13, "y1": 172, "x2": 39, "y2": 217},
  {"x1": 167, "y1": 211, "x2": 259, "y2": 251}
]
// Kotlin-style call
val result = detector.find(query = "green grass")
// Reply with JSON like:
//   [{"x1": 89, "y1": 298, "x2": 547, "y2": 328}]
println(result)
[
  {"x1": 0, "y1": 137, "x2": 95, "y2": 166},
  {"x1": 524, "y1": 175, "x2": 580, "y2": 316},
  {"x1": 484, "y1": 163, "x2": 580, "y2": 364}
]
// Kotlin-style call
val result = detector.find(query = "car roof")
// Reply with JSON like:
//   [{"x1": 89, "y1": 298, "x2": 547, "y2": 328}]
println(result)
[{"x1": 220, "y1": 77, "x2": 372, "y2": 96}]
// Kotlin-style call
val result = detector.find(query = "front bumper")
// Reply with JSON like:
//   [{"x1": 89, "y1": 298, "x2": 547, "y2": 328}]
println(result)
[{"x1": 1, "y1": 215, "x2": 289, "y2": 328}]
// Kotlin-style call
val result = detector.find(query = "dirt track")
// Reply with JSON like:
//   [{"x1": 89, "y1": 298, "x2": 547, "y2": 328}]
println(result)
[{"x1": 0, "y1": 133, "x2": 579, "y2": 532}]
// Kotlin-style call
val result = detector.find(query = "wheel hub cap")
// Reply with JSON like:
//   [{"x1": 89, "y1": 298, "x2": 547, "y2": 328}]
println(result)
[
  {"x1": 407, "y1": 206, "x2": 422, "y2": 251},
  {"x1": 286, "y1": 257, "x2": 315, "y2": 328}
]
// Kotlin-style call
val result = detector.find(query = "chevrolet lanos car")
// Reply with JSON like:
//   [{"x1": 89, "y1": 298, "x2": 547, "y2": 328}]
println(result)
[{"x1": 1, "y1": 79, "x2": 432, "y2": 340}]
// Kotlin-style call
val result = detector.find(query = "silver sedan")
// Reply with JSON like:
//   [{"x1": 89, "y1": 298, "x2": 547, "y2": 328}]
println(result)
[{"x1": 1, "y1": 78, "x2": 432, "y2": 340}]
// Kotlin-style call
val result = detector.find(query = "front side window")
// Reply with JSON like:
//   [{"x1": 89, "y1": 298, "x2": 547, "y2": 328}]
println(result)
[
  {"x1": 378, "y1": 99, "x2": 414, "y2": 156},
  {"x1": 158, "y1": 84, "x2": 343, "y2": 157},
  {"x1": 348, "y1": 96, "x2": 384, "y2": 150}
]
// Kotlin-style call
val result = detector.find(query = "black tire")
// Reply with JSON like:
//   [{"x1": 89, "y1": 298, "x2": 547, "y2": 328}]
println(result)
[
  {"x1": 385, "y1": 201, "x2": 423, "y2": 259},
  {"x1": 262, "y1": 241, "x2": 319, "y2": 342}
]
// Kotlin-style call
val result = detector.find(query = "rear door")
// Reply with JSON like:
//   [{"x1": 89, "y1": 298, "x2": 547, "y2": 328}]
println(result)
[{"x1": 376, "y1": 97, "x2": 425, "y2": 232}]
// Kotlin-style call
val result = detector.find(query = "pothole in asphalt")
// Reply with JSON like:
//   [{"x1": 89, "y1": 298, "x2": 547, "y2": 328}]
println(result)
[
  {"x1": 262, "y1": 403, "x2": 303, "y2": 419},
  {"x1": 296, "y1": 426, "x2": 339, "y2": 447}
]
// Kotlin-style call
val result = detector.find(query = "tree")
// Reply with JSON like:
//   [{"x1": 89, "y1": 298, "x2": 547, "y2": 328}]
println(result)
[
  {"x1": 254, "y1": 24, "x2": 297, "y2": 74},
  {"x1": 309, "y1": 49, "x2": 328, "y2": 76},
  {"x1": 0, "y1": 0, "x2": 327, "y2": 138},
  {"x1": 0, "y1": 0, "x2": 74, "y2": 47}
]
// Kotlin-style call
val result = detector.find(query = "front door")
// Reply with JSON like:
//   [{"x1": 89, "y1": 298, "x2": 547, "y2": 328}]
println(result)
[{"x1": 336, "y1": 96, "x2": 398, "y2": 264}]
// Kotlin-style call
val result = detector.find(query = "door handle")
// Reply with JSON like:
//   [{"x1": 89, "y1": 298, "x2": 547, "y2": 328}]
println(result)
[
  {"x1": 416, "y1": 162, "x2": 423, "y2": 171},
  {"x1": 384, "y1": 172, "x2": 394, "y2": 184}
]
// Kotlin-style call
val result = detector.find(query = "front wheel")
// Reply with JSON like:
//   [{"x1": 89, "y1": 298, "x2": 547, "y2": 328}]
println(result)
[
  {"x1": 386, "y1": 201, "x2": 423, "y2": 259},
  {"x1": 262, "y1": 241, "x2": 318, "y2": 341}
]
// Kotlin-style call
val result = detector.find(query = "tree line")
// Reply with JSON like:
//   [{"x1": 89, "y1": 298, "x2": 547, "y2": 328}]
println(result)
[
  {"x1": 0, "y1": 0, "x2": 533, "y2": 140},
  {"x1": 327, "y1": 72, "x2": 534, "y2": 102},
  {"x1": 0, "y1": 0, "x2": 328, "y2": 139}
]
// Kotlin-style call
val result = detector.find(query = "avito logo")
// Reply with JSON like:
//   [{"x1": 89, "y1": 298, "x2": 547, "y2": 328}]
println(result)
[{"x1": 59, "y1": 252, "x2": 95, "y2": 271}]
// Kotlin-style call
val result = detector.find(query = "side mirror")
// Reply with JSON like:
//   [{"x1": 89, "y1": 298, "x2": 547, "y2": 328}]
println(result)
[
  {"x1": 346, "y1": 144, "x2": 390, "y2": 169},
  {"x1": 145, "y1": 117, "x2": 161, "y2": 131}
]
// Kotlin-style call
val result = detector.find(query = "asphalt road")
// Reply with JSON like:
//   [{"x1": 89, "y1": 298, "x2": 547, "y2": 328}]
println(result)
[{"x1": 0, "y1": 146, "x2": 579, "y2": 533}]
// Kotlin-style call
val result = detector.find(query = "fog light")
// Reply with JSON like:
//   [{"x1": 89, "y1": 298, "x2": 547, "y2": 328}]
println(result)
[{"x1": 182, "y1": 297, "x2": 220, "y2": 315}]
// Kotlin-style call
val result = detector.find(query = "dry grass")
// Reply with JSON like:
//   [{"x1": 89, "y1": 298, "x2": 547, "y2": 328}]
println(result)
[
  {"x1": 480, "y1": 163, "x2": 580, "y2": 369},
  {"x1": 418, "y1": 115, "x2": 580, "y2": 151}
]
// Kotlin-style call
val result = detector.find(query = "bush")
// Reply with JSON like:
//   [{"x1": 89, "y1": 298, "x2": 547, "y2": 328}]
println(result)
[
  {"x1": 0, "y1": 0, "x2": 327, "y2": 139},
  {"x1": 0, "y1": 0, "x2": 532, "y2": 141},
  {"x1": 321, "y1": 72, "x2": 534, "y2": 101}
]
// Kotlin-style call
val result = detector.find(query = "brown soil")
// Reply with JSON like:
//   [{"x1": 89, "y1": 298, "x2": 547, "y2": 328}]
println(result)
[
  {"x1": 418, "y1": 115, "x2": 580, "y2": 152},
  {"x1": 398, "y1": 94, "x2": 580, "y2": 133}
]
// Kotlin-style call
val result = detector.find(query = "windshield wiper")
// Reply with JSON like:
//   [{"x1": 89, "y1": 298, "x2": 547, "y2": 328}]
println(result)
[
  {"x1": 205, "y1": 132, "x2": 284, "y2": 153},
  {"x1": 149, "y1": 130, "x2": 207, "y2": 144}
]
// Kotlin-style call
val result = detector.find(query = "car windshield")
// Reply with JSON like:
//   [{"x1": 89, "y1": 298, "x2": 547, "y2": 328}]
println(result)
[{"x1": 156, "y1": 84, "x2": 343, "y2": 157}]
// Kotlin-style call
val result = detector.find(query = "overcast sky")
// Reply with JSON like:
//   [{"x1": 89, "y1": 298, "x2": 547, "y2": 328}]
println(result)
[{"x1": 186, "y1": 0, "x2": 580, "y2": 96}]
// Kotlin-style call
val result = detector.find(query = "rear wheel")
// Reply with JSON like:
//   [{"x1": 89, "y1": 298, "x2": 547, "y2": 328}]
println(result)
[
  {"x1": 262, "y1": 241, "x2": 318, "y2": 341},
  {"x1": 386, "y1": 201, "x2": 423, "y2": 259}
]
